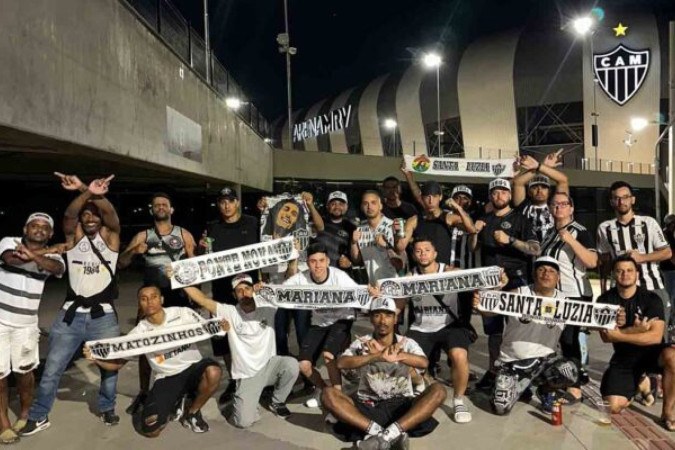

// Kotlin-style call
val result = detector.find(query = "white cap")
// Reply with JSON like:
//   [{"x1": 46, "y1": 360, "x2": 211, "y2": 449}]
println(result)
[
  {"x1": 451, "y1": 185, "x2": 473, "y2": 199},
  {"x1": 25, "y1": 212, "x2": 54, "y2": 229},
  {"x1": 528, "y1": 175, "x2": 551, "y2": 188},
  {"x1": 489, "y1": 178, "x2": 511, "y2": 192},
  {"x1": 369, "y1": 296, "x2": 397, "y2": 313},
  {"x1": 327, "y1": 191, "x2": 348, "y2": 204},
  {"x1": 231, "y1": 274, "x2": 253, "y2": 289},
  {"x1": 533, "y1": 256, "x2": 560, "y2": 272}
]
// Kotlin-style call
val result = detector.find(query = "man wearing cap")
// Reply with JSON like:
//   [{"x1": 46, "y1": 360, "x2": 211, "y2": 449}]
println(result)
[
  {"x1": 473, "y1": 257, "x2": 579, "y2": 415},
  {"x1": 472, "y1": 178, "x2": 540, "y2": 391},
  {"x1": 83, "y1": 285, "x2": 224, "y2": 436},
  {"x1": 512, "y1": 150, "x2": 570, "y2": 243},
  {"x1": 322, "y1": 296, "x2": 446, "y2": 449},
  {"x1": 118, "y1": 192, "x2": 197, "y2": 414},
  {"x1": 184, "y1": 274, "x2": 299, "y2": 428},
  {"x1": 199, "y1": 186, "x2": 259, "y2": 402},
  {"x1": 313, "y1": 191, "x2": 356, "y2": 272},
  {"x1": 22, "y1": 173, "x2": 122, "y2": 436},
  {"x1": 396, "y1": 180, "x2": 476, "y2": 267},
  {"x1": 0, "y1": 213, "x2": 65, "y2": 444}
]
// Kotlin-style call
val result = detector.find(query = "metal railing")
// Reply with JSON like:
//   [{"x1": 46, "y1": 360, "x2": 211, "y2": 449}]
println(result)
[{"x1": 122, "y1": 0, "x2": 270, "y2": 140}]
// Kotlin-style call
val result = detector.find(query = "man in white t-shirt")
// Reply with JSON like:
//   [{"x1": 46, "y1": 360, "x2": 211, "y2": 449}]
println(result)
[
  {"x1": 323, "y1": 297, "x2": 446, "y2": 450},
  {"x1": 473, "y1": 257, "x2": 580, "y2": 416},
  {"x1": 184, "y1": 274, "x2": 299, "y2": 428},
  {"x1": 0, "y1": 213, "x2": 65, "y2": 444},
  {"x1": 284, "y1": 242, "x2": 357, "y2": 408},
  {"x1": 83, "y1": 285, "x2": 223, "y2": 437}
]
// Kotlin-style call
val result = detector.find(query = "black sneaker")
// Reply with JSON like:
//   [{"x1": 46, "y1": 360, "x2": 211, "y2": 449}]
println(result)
[
  {"x1": 125, "y1": 392, "x2": 147, "y2": 415},
  {"x1": 392, "y1": 432, "x2": 410, "y2": 450},
  {"x1": 475, "y1": 371, "x2": 496, "y2": 391},
  {"x1": 269, "y1": 402, "x2": 291, "y2": 418},
  {"x1": 171, "y1": 395, "x2": 187, "y2": 422},
  {"x1": 181, "y1": 410, "x2": 209, "y2": 433},
  {"x1": 100, "y1": 410, "x2": 120, "y2": 426},
  {"x1": 19, "y1": 417, "x2": 51, "y2": 436},
  {"x1": 218, "y1": 380, "x2": 236, "y2": 404}
]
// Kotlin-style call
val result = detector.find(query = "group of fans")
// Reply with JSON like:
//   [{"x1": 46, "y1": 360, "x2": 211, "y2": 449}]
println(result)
[{"x1": 1, "y1": 150, "x2": 675, "y2": 449}]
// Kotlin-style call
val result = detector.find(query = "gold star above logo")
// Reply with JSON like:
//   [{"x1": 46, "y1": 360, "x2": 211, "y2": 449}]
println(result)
[{"x1": 613, "y1": 23, "x2": 628, "y2": 37}]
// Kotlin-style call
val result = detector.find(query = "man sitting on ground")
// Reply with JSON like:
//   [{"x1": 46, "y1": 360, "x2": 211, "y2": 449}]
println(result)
[
  {"x1": 323, "y1": 297, "x2": 446, "y2": 450},
  {"x1": 84, "y1": 285, "x2": 223, "y2": 437}
]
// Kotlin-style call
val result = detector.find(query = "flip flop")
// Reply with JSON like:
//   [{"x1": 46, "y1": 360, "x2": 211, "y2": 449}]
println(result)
[
  {"x1": 558, "y1": 391, "x2": 583, "y2": 405},
  {"x1": 0, "y1": 428, "x2": 20, "y2": 445},
  {"x1": 660, "y1": 418, "x2": 675, "y2": 432},
  {"x1": 640, "y1": 376, "x2": 657, "y2": 407}
]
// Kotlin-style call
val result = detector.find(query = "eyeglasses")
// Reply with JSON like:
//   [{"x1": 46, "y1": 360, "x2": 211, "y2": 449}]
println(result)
[
  {"x1": 611, "y1": 195, "x2": 633, "y2": 203},
  {"x1": 550, "y1": 202, "x2": 570, "y2": 209}
]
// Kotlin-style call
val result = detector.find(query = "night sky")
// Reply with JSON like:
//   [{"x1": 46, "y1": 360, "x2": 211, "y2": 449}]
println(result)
[{"x1": 171, "y1": 0, "x2": 674, "y2": 121}]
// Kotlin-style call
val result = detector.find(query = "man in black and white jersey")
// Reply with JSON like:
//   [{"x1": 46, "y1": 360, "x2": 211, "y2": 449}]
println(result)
[
  {"x1": 0, "y1": 213, "x2": 64, "y2": 444},
  {"x1": 312, "y1": 191, "x2": 355, "y2": 272},
  {"x1": 447, "y1": 186, "x2": 475, "y2": 269},
  {"x1": 512, "y1": 150, "x2": 570, "y2": 243},
  {"x1": 118, "y1": 192, "x2": 197, "y2": 415},
  {"x1": 596, "y1": 181, "x2": 672, "y2": 334}
]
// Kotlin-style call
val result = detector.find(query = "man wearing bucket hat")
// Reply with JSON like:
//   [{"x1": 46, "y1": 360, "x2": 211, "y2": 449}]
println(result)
[
  {"x1": 472, "y1": 178, "x2": 540, "y2": 391},
  {"x1": 0, "y1": 213, "x2": 65, "y2": 444},
  {"x1": 323, "y1": 296, "x2": 446, "y2": 449}
]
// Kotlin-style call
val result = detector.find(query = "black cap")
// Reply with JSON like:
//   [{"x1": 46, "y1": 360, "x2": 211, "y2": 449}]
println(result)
[
  {"x1": 218, "y1": 187, "x2": 238, "y2": 201},
  {"x1": 421, "y1": 181, "x2": 442, "y2": 196}
]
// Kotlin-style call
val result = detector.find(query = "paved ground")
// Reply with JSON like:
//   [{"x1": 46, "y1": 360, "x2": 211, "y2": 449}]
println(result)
[{"x1": 5, "y1": 274, "x2": 675, "y2": 449}]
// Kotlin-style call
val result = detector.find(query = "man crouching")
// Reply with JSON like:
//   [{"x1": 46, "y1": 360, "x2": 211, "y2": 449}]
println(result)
[
  {"x1": 323, "y1": 297, "x2": 446, "y2": 450},
  {"x1": 84, "y1": 285, "x2": 223, "y2": 437}
]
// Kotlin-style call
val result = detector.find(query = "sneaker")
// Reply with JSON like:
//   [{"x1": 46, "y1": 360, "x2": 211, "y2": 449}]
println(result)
[
  {"x1": 0, "y1": 428, "x2": 20, "y2": 445},
  {"x1": 357, "y1": 433, "x2": 390, "y2": 450},
  {"x1": 218, "y1": 380, "x2": 236, "y2": 404},
  {"x1": 171, "y1": 395, "x2": 187, "y2": 422},
  {"x1": 269, "y1": 402, "x2": 292, "y2": 418},
  {"x1": 304, "y1": 388, "x2": 321, "y2": 408},
  {"x1": 100, "y1": 410, "x2": 120, "y2": 426},
  {"x1": 325, "y1": 412, "x2": 338, "y2": 424},
  {"x1": 125, "y1": 392, "x2": 147, "y2": 415},
  {"x1": 392, "y1": 432, "x2": 409, "y2": 450},
  {"x1": 519, "y1": 387, "x2": 534, "y2": 402},
  {"x1": 19, "y1": 417, "x2": 50, "y2": 436},
  {"x1": 537, "y1": 390, "x2": 555, "y2": 414},
  {"x1": 11, "y1": 419, "x2": 27, "y2": 433},
  {"x1": 453, "y1": 402, "x2": 472, "y2": 423},
  {"x1": 475, "y1": 371, "x2": 496, "y2": 391},
  {"x1": 181, "y1": 411, "x2": 209, "y2": 433}
]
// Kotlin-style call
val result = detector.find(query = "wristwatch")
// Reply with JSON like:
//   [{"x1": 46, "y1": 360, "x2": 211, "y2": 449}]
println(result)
[{"x1": 508, "y1": 236, "x2": 516, "y2": 245}]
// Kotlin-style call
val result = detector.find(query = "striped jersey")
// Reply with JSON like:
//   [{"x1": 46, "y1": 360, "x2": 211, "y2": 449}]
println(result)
[
  {"x1": 0, "y1": 237, "x2": 64, "y2": 326},
  {"x1": 408, "y1": 263, "x2": 459, "y2": 333},
  {"x1": 596, "y1": 215, "x2": 669, "y2": 290},
  {"x1": 519, "y1": 201, "x2": 554, "y2": 243},
  {"x1": 540, "y1": 221, "x2": 595, "y2": 298},
  {"x1": 449, "y1": 227, "x2": 473, "y2": 269}
]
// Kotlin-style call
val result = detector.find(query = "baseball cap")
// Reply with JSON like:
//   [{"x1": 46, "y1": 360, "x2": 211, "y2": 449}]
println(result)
[
  {"x1": 421, "y1": 181, "x2": 442, "y2": 196},
  {"x1": 327, "y1": 191, "x2": 348, "y2": 204},
  {"x1": 218, "y1": 187, "x2": 238, "y2": 201},
  {"x1": 489, "y1": 178, "x2": 511, "y2": 192},
  {"x1": 528, "y1": 175, "x2": 551, "y2": 189},
  {"x1": 370, "y1": 296, "x2": 398, "y2": 314},
  {"x1": 451, "y1": 185, "x2": 473, "y2": 199},
  {"x1": 533, "y1": 256, "x2": 560, "y2": 272},
  {"x1": 25, "y1": 212, "x2": 54, "y2": 229},
  {"x1": 231, "y1": 274, "x2": 253, "y2": 289},
  {"x1": 663, "y1": 214, "x2": 675, "y2": 227}
]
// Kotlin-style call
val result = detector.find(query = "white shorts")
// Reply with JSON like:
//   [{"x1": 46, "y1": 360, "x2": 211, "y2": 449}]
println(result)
[{"x1": 0, "y1": 322, "x2": 40, "y2": 378}]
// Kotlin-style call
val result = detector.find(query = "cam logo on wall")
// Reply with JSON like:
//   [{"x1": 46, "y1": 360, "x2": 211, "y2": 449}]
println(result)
[{"x1": 593, "y1": 44, "x2": 650, "y2": 106}]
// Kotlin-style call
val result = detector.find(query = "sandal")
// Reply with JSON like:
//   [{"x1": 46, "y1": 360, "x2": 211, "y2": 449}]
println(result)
[
  {"x1": 558, "y1": 391, "x2": 583, "y2": 405},
  {"x1": 0, "y1": 428, "x2": 20, "y2": 445},
  {"x1": 660, "y1": 417, "x2": 675, "y2": 432},
  {"x1": 639, "y1": 376, "x2": 657, "y2": 407}
]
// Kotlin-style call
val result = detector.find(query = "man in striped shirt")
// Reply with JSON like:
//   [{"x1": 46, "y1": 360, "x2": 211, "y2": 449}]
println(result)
[
  {"x1": 0, "y1": 213, "x2": 64, "y2": 444},
  {"x1": 597, "y1": 181, "x2": 672, "y2": 334}
]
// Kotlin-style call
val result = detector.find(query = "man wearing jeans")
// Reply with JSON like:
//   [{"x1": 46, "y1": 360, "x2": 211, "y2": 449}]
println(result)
[{"x1": 21, "y1": 173, "x2": 122, "y2": 436}]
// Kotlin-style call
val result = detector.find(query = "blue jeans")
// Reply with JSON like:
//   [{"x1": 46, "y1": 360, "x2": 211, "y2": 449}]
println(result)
[
  {"x1": 28, "y1": 310, "x2": 120, "y2": 421},
  {"x1": 274, "y1": 309, "x2": 310, "y2": 356}
]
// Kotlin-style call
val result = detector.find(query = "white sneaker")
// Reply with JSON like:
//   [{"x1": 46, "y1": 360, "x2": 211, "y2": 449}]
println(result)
[{"x1": 304, "y1": 389, "x2": 321, "y2": 408}]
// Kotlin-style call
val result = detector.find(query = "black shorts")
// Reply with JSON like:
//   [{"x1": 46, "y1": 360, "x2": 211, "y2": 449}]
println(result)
[
  {"x1": 600, "y1": 346, "x2": 665, "y2": 399},
  {"x1": 298, "y1": 320, "x2": 353, "y2": 363},
  {"x1": 141, "y1": 358, "x2": 220, "y2": 433},
  {"x1": 407, "y1": 326, "x2": 472, "y2": 359},
  {"x1": 333, "y1": 396, "x2": 438, "y2": 442}
]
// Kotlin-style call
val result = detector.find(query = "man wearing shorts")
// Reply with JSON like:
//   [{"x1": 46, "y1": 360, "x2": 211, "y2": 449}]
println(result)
[
  {"x1": 597, "y1": 255, "x2": 675, "y2": 430},
  {"x1": 323, "y1": 297, "x2": 446, "y2": 450},
  {"x1": 84, "y1": 285, "x2": 223, "y2": 436},
  {"x1": 0, "y1": 213, "x2": 65, "y2": 444}
]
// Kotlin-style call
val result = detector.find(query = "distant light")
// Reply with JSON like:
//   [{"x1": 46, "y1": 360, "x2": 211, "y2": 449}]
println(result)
[
  {"x1": 383, "y1": 118, "x2": 397, "y2": 129},
  {"x1": 572, "y1": 16, "x2": 594, "y2": 35},
  {"x1": 225, "y1": 97, "x2": 242, "y2": 109},
  {"x1": 264, "y1": 138, "x2": 273, "y2": 144},
  {"x1": 630, "y1": 117, "x2": 649, "y2": 132},
  {"x1": 422, "y1": 53, "x2": 442, "y2": 68}
]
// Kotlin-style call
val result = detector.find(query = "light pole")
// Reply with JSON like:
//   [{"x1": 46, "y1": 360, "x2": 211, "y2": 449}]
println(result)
[
  {"x1": 423, "y1": 52, "x2": 443, "y2": 156},
  {"x1": 571, "y1": 16, "x2": 598, "y2": 169},
  {"x1": 277, "y1": 0, "x2": 296, "y2": 149},
  {"x1": 203, "y1": 0, "x2": 211, "y2": 83},
  {"x1": 384, "y1": 118, "x2": 398, "y2": 156}
]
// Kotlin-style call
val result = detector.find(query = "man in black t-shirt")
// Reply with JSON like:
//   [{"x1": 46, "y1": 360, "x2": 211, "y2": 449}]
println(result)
[
  {"x1": 381, "y1": 176, "x2": 418, "y2": 220},
  {"x1": 313, "y1": 191, "x2": 356, "y2": 271},
  {"x1": 597, "y1": 255, "x2": 675, "y2": 428},
  {"x1": 472, "y1": 178, "x2": 540, "y2": 390}
]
